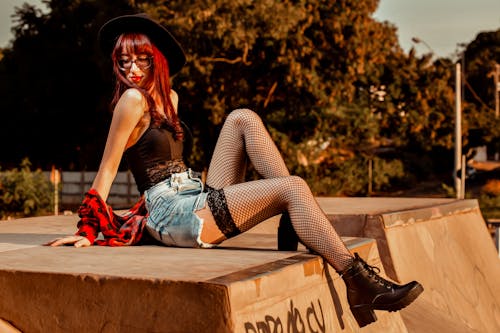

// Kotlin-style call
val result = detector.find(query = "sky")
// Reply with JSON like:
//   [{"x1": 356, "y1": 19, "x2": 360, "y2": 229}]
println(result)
[
  {"x1": 1, "y1": 0, "x2": 499, "y2": 58},
  {"x1": 374, "y1": 0, "x2": 500, "y2": 58},
  {"x1": 0, "y1": 0, "x2": 46, "y2": 48}
]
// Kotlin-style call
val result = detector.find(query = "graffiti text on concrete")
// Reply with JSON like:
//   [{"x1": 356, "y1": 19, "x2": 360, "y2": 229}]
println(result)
[{"x1": 244, "y1": 299, "x2": 325, "y2": 333}]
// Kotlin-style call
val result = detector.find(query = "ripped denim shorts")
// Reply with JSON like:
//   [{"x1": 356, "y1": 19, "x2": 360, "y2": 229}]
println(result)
[{"x1": 144, "y1": 169, "x2": 213, "y2": 248}]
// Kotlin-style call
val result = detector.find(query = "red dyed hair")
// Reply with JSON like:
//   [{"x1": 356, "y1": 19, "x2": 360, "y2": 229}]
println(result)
[{"x1": 110, "y1": 33, "x2": 183, "y2": 140}]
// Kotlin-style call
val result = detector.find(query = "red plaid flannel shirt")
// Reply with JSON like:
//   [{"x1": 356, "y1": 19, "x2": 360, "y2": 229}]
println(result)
[{"x1": 75, "y1": 189, "x2": 148, "y2": 246}]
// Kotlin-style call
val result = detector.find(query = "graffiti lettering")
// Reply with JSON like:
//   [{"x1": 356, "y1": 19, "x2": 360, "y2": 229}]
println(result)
[
  {"x1": 287, "y1": 300, "x2": 305, "y2": 333},
  {"x1": 244, "y1": 299, "x2": 325, "y2": 333},
  {"x1": 306, "y1": 301, "x2": 325, "y2": 333}
]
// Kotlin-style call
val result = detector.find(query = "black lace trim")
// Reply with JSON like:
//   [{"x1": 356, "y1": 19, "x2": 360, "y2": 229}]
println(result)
[
  {"x1": 206, "y1": 187, "x2": 240, "y2": 238},
  {"x1": 146, "y1": 159, "x2": 187, "y2": 187}
]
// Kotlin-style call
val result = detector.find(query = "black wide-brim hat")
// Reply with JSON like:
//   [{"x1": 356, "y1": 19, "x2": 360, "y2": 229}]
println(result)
[{"x1": 98, "y1": 13, "x2": 186, "y2": 75}]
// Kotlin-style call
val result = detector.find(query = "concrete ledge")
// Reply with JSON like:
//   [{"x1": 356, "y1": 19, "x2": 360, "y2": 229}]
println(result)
[
  {"x1": 2, "y1": 197, "x2": 499, "y2": 332},
  {"x1": 0, "y1": 213, "x2": 406, "y2": 332},
  {"x1": 318, "y1": 197, "x2": 500, "y2": 333}
]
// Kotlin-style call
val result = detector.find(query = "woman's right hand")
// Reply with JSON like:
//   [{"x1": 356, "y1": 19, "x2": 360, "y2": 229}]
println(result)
[{"x1": 45, "y1": 235, "x2": 91, "y2": 248}]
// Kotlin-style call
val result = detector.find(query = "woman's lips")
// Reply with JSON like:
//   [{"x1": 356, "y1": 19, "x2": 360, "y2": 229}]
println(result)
[{"x1": 130, "y1": 76, "x2": 142, "y2": 83}]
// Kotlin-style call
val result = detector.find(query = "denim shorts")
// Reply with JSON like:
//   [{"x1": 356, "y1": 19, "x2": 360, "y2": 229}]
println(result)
[{"x1": 144, "y1": 170, "x2": 213, "y2": 248}]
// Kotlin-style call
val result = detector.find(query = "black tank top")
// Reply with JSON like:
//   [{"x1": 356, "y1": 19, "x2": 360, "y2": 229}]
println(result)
[{"x1": 125, "y1": 125, "x2": 186, "y2": 194}]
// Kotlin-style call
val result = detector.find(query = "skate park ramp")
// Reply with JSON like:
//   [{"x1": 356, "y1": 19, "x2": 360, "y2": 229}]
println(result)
[
  {"x1": 0, "y1": 197, "x2": 499, "y2": 332},
  {"x1": 318, "y1": 197, "x2": 500, "y2": 333}
]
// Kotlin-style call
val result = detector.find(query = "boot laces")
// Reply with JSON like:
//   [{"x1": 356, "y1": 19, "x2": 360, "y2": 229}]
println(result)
[{"x1": 359, "y1": 256, "x2": 393, "y2": 290}]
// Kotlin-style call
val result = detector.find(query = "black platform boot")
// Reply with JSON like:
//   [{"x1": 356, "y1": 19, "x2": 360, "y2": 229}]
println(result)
[
  {"x1": 277, "y1": 211, "x2": 299, "y2": 251},
  {"x1": 340, "y1": 253, "x2": 424, "y2": 327}
]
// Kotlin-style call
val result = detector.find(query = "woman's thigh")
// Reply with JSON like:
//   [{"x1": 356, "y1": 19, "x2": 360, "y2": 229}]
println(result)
[{"x1": 196, "y1": 207, "x2": 226, "y2": 244}]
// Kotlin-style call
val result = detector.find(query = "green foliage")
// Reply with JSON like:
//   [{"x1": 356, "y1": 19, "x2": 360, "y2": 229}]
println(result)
[
  {"x1": 0, "y1": 0, "x2": 499, "y2": 197},
  {"x1": 461, "y1": 28, "x2": 500, "y2": 152},
  {"x1": 478, "y1": 193, "x2": 500, "y2": 219},
  {"x1": 441, "y1": 183, "x2": 456, "y2": 198},
  {"x1": 372, "y1": 158, "x2": 405, "y2": 191},
  {"x1": 476, "y1": 178, "x2": 500, "y2": 219},
  {"x1": 0, "y1": 159, "x2": 53, "y2": 219},
  {"x1": 139, "y1": 0, "x2": 414, "y2": 194},
  {"x1": 296, "y1": 153, "x2": 405, "y2": 196},
  {"x1": 0, "y1": 0, "x2": 136, "y2": 169}
]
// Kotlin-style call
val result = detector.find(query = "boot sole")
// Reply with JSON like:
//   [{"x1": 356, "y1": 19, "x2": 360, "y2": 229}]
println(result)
[
  {"x1": 350, "y1": 282, "x2": 424, "y2": 327},
  {"x1": 374, "y1": 282, "x2": 424, "y2": 312}
]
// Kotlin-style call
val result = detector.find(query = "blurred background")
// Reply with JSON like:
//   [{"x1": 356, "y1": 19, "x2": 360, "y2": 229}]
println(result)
[{"x1": 0, "y1": 0, "x2": 499, "y2": 219}]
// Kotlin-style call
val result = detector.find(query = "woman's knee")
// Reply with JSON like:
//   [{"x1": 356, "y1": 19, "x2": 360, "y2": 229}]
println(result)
[
  {"x1": 227, "y1": 108, "x2": 262, "y2": 127},
  {"x1": 275, "y1": 175, "x2": 310, "y2": 196},
  {"x1": 287, "y1": 175, "x2": 309, "y2": 191},
  {"x1": 278, "y1": 176, "x2": 313, "y2": 206}
]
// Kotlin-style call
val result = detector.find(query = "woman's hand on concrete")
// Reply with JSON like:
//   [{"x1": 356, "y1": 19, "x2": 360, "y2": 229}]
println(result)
[{"x1": 45, "y1": 235, "x2": 91, "y2": 248}]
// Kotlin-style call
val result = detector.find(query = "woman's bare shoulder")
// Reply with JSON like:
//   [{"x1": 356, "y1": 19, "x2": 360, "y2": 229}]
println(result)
[
  {"x1": 120, "y1": 88, "x2": 146, "y2": 103},
  {"x1": 114, "y1": 88, "x2": 148, "y2": 120},
  {"x1": 170, "y1": 89, "x2": 179, "y2": 101},
  {"x1": 170, "y1": 89, "x2": 179, "y2": 113},
  {"x1": 170, "y1": 89, "x2": 178, "y2": 99},
  {"x1": 117, "y1": 88, "x2": 147, "y2": 109}
]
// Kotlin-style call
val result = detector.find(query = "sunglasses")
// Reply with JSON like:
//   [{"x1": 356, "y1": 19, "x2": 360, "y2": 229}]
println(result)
[{"x1": 117, "y1": 56, "x2": 153, "y2": 70}]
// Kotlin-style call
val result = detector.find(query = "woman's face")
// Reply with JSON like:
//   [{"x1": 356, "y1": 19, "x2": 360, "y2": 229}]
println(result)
[{"x1": 117, "y1": 50, "x2": 153, "y2": 87}]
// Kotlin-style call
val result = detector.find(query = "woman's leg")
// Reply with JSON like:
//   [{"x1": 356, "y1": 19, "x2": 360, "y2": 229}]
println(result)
[
  {"x1": 197, "y1": 108, "x2": 422, "y2": 326},
  {"x1": 205, "y1": 108, "x2": 289, "y2": 189},
  {"x1": 200, "y1": 108, "x2": 353, "y2": 271},
  {"x1": 198, "y1": 177, "x2": 423, "y2": 328},
  {"x1": 201, "y1": 176, "x2": 354, "y2": 271},
  {"x1": 203, "y1": 109, "x2": 298, "y2": 249}
]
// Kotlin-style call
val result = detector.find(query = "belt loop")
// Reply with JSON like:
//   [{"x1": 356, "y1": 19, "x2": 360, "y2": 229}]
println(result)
[
  {"x1": 171, "y1": 172, "x2": 179, "y2": 188},
  {"x1": 188, "y1": 168, "x2": 204, "y2": 193}
]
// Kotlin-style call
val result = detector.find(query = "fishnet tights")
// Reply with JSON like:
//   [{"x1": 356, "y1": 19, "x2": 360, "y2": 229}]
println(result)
[{"x1": 205, "y1": 109, "x2": 354, "y2": 271}]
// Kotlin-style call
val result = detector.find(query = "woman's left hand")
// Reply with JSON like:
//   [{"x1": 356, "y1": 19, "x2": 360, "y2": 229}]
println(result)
[{"x1": 44, "y1": 235, "x2": 91, "y2": 248}]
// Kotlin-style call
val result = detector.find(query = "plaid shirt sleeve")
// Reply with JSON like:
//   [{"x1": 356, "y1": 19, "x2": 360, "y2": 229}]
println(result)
[
  {"x1": 75, "y1": 189, "x2": 147, "y2": 246},
  {"x1": 75, "y1": 191, "x2": 101, "y2": 244}
]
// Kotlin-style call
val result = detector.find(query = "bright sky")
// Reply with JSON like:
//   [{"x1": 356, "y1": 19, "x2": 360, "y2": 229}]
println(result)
[
  {"x1": 374, "y1": 0, "x2": 500, "y2": 58},
  {"x1": 1, "y1": 0, "x2": 500, "y2": 59},
  {"x1": 0, "y1": 0, "x2": 46, "y2": 48}
]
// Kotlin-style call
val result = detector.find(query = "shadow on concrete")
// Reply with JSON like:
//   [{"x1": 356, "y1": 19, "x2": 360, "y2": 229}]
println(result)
[
  {"x1": 324, "y1": 265, "x2": 346, "y2": 329},
  {"x1": 0, "y1": 233, "x2": 67, "y2": 246}
]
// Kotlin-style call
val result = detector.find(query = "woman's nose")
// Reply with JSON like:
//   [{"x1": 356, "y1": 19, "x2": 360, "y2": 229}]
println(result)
[{"x1": 130, "y1": 61, "x2": 140, "y2": 72}]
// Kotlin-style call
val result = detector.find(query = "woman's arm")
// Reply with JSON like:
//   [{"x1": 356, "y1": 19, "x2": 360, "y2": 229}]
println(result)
[
  {"x1": 46, "y1": 88, "x2": 147, "y2": 247},
  {"x1": 92, "y1": 88, "x2": 148, "y2": 201}
]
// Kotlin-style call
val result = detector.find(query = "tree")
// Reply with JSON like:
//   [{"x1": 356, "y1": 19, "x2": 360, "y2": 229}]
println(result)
[
  {"x1": 137, "y1": 0, "x2": 424, "y2": 194},
  {"x1": 0, "y1": 0, "x2": 482, "y2": 196},
  {"x1": 0, "y1": 0, "x2": 137, "y2": 170},
  {"x1": 461, "y1": 29, "x2": 500, "y2": 154}
]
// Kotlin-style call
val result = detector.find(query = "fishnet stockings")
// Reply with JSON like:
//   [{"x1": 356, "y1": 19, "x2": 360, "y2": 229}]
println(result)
[{"x1": 205, "y1": 109, "x2": 354, "y2": 271}]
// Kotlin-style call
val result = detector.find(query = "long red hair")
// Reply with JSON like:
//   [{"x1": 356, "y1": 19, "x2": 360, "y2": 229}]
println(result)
[{"x1": 110, "y1": 33, "x2": 183, "y2": 140}]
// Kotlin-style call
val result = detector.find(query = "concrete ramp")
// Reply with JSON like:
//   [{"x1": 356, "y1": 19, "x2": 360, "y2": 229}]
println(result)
[
  {"x1": 319, "y1": 197, "x2": 500, "y2": 333},
  {"x1": 1, "y1": 197, "x2": 499, "y2": 332},
  {"x1": 0, "y1": 214, "x2": 404, "y2": 332}
]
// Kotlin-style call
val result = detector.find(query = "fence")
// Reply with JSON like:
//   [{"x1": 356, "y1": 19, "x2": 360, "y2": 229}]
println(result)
[{"x1": 44, "y1": 171, "x2": 141, "y2": 210}]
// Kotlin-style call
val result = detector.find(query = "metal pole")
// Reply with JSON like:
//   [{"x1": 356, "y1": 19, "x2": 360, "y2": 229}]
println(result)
[
  {"x1": 460, "y1": 155, "x2": 466, "y2": 199},
  {"x1": 495, "y1": 63, "x2": 500, "y2": 160},
  {"x1": 455, "y1": 63, "x2": 462, "y2": 198},
  {"x1": 54, "y1": 169, "x2": 60, "y2": 216},
  {"x1": 368, "y1": 159, "x2": 373, "y2": 196},
  {"x1": 495, "y1": 63, "x2": 499, "y2": 119}
]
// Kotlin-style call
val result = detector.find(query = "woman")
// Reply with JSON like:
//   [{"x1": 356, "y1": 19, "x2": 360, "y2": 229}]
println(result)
[{"x1": 46, "y1": 13, "x2": 422, "y2": 327}]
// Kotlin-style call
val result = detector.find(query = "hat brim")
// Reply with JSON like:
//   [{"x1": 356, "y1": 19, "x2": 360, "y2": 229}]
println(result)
[{"x1": 98, "y1": 14, "x2": 186, "y2": 76}]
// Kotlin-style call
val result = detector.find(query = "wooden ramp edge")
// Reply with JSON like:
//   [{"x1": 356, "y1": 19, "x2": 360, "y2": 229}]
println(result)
[
  {"x1": 0, "y1": 214, "x2": 406, "y2": 333},
  {"x1": 208, "y1": 238, "x2": 407, "y2": 333},
  {"x1": 322, "y1": 198, "x2": 500, "y2": 333},
  {"x1": 2, "y1": 197, "x2": 499, "y2": 332}
]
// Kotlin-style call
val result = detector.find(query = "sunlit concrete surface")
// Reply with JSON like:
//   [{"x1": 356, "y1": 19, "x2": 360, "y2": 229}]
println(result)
[{"x1": 0, "y1": 197, "x2": 499, "y2": 332}]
